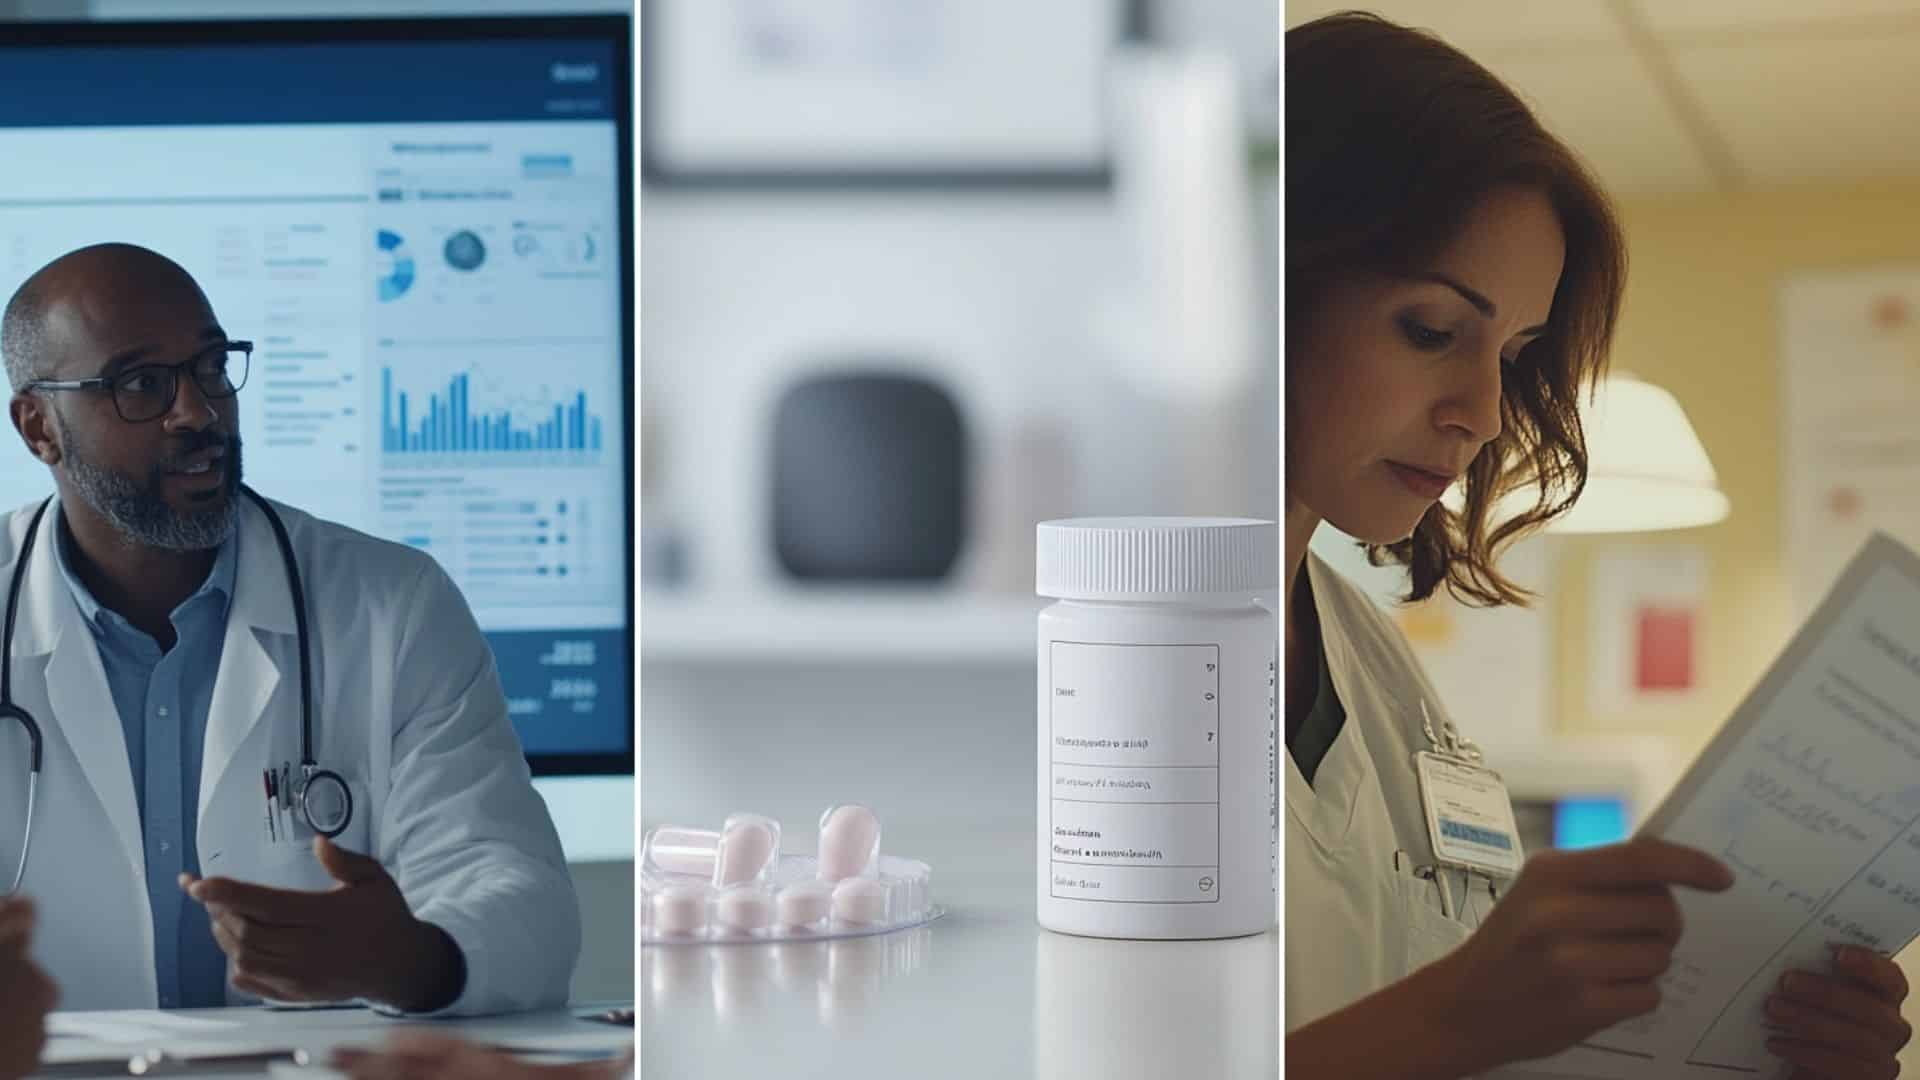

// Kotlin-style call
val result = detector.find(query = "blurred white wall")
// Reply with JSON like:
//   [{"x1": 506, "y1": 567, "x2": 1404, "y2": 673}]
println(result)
[
  {"x1": 642, "y1": 195, "x2": 1283, "y2": 591},
  {"x1": 641, "y1": 5, "x2": 1281, "y2": 595}
]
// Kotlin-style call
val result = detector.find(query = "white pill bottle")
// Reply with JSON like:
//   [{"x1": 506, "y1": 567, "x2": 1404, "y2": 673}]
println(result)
[{"x1": 1035, "y1": 517, "x2": 1278, "y2": 939}]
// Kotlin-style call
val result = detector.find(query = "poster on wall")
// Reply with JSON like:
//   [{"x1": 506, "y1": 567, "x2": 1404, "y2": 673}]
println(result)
[
  {"x1": 1586, "y1": 547, "x2": 1708, "y2": 717},
  {"x1": 1781, "y1": 268, "x2": 1920, "y2": 618}
]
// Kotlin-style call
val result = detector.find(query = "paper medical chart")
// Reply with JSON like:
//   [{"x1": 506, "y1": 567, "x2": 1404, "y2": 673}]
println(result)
[{"x1": 1496, "y1": 533, "x2": 1920, "y2": 1079}]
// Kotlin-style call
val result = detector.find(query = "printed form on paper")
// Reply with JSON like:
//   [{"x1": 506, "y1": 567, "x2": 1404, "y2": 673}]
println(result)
[{"x1": 1494, "y1": 533, "x2": 1920, "y2": 1079}]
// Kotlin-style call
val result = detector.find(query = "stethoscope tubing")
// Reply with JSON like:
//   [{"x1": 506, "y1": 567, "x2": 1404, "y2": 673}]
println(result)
[{"x1": 0, "y1": 488, "x2": 349, "y2": 895}]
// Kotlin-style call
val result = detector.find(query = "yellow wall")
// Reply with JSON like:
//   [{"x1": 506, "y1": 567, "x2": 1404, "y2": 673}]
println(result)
[{"x1": 1552, "y1": 181, "x2": 1920, "y2": 759}]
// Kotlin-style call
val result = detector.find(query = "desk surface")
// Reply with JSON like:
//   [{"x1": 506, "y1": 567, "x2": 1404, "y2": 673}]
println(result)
[
  {"x1": 33, "y1": 1004, "x2": 633, "y2": 1079},
  {"x1": 640, "y1": 835, "x2": 1279, "y2": 1080}
]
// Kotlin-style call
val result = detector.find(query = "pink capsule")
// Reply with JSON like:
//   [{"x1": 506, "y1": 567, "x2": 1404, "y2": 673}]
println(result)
[
  {"x1": 714, "y1": 816, "x2": 779, "y2": 887},
  {"x1": 816, "y1": 804, "x2": 880, "y2": 882},
  {"x1": 641, "y1": 825, "x2": 720, "y2": 879}
]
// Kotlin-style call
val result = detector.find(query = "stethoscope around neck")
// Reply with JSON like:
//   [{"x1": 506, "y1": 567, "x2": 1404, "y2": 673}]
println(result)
[{"x1": 1, "y1": 485, "x2": 351, "y2": 896}]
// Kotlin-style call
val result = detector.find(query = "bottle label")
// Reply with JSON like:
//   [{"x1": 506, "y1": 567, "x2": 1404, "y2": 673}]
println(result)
[{"x1": 1047, "y1": 641, "x2": 1222, "y2": 904}]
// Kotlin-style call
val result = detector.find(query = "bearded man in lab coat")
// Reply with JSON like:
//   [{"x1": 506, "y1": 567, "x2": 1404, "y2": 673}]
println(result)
[{"x1": 0, "y1": 242, "x2": 579, "y2": 1013}]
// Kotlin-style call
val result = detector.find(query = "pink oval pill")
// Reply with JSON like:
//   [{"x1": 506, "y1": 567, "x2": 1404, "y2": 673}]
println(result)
[
  {"x1": 714, "y1": 886, "x2": 772, "y2": 932},
  {"x1": 833, "y1": 877, "x2": 888, "y2": 925},
  {"x1": 715, "y1": 821, "x2": 776, "y2": 887},
  {"x1": 817, "y1": 804, "x2": 880, "y2": 882},
  {"x1": 652, "y1": 884, "x2": 710, "y2": 936},
  {"x1": 777, "y1": 881, "x2": 833, "y2": 928}
]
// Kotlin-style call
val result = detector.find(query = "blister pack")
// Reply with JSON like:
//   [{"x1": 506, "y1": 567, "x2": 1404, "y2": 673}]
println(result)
[{"x1": 641, "y1": 804, "x2": 942, "y2": 944}]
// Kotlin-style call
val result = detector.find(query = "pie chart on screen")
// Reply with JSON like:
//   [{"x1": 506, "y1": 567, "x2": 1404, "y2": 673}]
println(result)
[
  {"x1": 376, "y1": 229, "x2": 414, "y2": 302},
  {"x1": 444, "y1": 229, "x2": 486, "y2": 272}
]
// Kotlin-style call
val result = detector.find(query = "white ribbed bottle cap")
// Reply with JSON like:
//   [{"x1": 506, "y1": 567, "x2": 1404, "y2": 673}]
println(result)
[{"x1": 1036, "y1": 517, "x2": 1277, "y2": 602}]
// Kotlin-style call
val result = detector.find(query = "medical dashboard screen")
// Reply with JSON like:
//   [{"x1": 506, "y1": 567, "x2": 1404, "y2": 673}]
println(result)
[{"x1": 0, "y1": 18, "x2": 633, "y2": 774}]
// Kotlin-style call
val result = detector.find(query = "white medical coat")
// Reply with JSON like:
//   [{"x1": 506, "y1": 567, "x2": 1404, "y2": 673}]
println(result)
[
  {"x1": 1286, "y1": 552, "x2": 1504, "y2": 1032},
  {"x1": 0, "y1": 494, "x2": 580, "y2": 1013}
]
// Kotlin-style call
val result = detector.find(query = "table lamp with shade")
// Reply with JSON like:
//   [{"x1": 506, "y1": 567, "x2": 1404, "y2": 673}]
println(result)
[
  {"x1": 1445, "y1": 371, "x2": 1730, "y2": 534},
  {"x1": 1537, "y1": 370, "x2": 1729, "y2": 534}
]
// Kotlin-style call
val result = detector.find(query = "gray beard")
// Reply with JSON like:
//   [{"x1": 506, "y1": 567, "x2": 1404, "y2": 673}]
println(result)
[{"x1": 62, "y1": 444, "x2": 238, "y2": 552}]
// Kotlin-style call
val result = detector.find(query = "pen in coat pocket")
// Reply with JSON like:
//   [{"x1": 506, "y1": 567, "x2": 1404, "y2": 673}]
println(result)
[
  {"x1": 263, "y1": 769, "x2": 278, "y2": 843},
  {"x1": 280, "y1": 762, "x2": 295, "y2": 839},
  {"x1": 1394, "y1": 849, "x2": 1456, "y2": 919}
]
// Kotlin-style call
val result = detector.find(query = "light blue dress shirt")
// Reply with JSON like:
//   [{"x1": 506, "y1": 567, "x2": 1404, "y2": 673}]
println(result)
[{"x1": 53, "y1": 507, "x2": 238, "y2": 1009}]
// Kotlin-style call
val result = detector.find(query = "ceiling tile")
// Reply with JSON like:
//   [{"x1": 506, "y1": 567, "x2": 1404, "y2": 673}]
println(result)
[
  {"x1": 1631, "y1": 0, "x2": 1920, "y2": 37},
  {"x1": 1669, "y1": 33, "x2": 1920, "y2": 187},
  {"x1": 1490, "y1": 49, "x2": 1721, "y2": 196},
  {"x1": 1283, "y1": 4, "x2": 1717, "y2": 197},
  {"x1": 1285, "y1": 0, "x2": 1625, "y2": 49}
]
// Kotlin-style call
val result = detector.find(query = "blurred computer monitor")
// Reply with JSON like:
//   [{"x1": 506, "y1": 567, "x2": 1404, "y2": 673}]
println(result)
[{"x1": 1513, "y1": 796, "x2": 1632, "y2": 855}]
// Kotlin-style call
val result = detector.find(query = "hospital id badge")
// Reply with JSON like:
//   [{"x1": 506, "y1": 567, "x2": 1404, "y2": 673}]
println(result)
[{"x1": 1414, "y1": 750, "x2": 1524, "y2": 879}]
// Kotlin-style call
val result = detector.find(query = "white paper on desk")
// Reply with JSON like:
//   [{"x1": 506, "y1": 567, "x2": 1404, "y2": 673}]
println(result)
[
  {"x1": 47, "y1": 1009, "x2": 242, "y2": 1043},
  {"x1": 41, "y1": 1012, "x2": 254, "y2": 1070},
  {"x1": 1495, "y1": 532, "x2": 1920, "y2": 1080},
  {"x1": 42, "y1": 1039, "x2": 294, "y2": 1069}
]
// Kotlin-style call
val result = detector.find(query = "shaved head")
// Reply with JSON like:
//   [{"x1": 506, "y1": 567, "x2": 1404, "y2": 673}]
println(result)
[
  {"x1": 5, "y1": 242, "x2": 242, "y2": 551},
  {"x1": 3, "y1": 242, "x2": 207, "y2": 392}
]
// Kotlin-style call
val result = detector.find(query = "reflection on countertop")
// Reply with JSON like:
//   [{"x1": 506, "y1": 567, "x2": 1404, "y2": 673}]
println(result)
[
  {"x1": 644, "y1": 923, "x2": 935, "y2": 1032},
  {"x1": 641, "y1": 897, "x2": 1276, "y2": 1080}
]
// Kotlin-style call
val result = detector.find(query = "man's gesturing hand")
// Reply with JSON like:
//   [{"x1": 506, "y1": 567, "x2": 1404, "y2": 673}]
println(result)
[{"x1": 181, "y1": 836, "x2": 464, "y2": 1013}]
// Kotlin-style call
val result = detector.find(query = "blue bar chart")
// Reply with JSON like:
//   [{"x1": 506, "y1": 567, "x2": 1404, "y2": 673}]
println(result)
[{"x1": 381, "y1": 367, "x2": 603, "y2": 460}]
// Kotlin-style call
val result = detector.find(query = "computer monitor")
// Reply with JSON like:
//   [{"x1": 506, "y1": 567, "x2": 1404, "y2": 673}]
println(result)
[
  {"x1": 1512, "y1": 795, "x2": 1633, "y2": 856},
  {"x1": 1552, "y1": 796, "x2": 1630, "y2": 850},
  {"x1": 0, "y1": 15, "x2": 634, "y2": 777}
]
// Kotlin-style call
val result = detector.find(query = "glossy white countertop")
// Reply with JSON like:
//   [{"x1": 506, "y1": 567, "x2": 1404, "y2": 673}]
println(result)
[{"x1": 639, "y1": 827, "x2": 1279, "y2": 1080}]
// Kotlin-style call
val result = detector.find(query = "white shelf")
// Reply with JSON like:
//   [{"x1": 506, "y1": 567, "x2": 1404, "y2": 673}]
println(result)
[{"x1": 641, "y1": 588, "x2": 1045, "y2": 663}]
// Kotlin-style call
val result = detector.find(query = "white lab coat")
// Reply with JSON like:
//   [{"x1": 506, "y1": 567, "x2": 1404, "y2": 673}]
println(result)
[
  {"x1": 1286, "y1": 552, "x2": 1505, "y2": 1033},
  {"x1": 0, "y1": 494, "x2": 581, "y2": 1014}
]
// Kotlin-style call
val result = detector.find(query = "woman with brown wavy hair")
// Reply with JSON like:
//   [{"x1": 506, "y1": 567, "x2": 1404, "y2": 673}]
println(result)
[{"x1": 1285, "y1": 12, "x2": 1910, "y2": 1078}]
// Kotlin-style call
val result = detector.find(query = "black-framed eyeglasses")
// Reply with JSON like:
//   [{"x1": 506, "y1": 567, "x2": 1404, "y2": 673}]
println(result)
[{"x1": 24, "y1": 340, "x2": 252, "y2": 423}]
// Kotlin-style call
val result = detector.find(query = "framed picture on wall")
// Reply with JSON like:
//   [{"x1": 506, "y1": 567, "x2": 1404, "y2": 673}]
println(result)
[{"x1": 641, "y1": 0, "x2": 1124, "y2": 189}]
